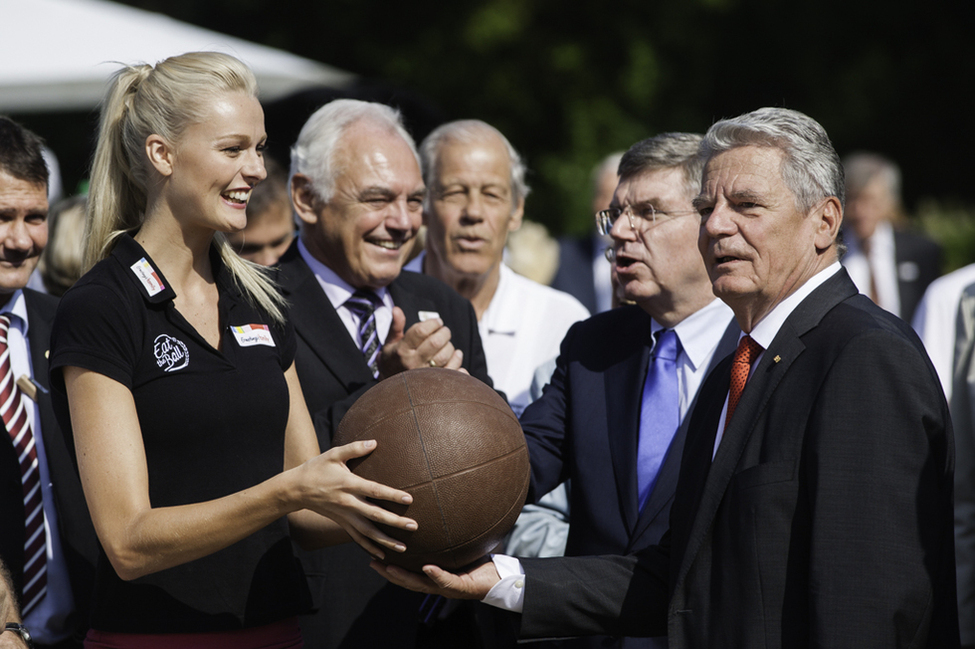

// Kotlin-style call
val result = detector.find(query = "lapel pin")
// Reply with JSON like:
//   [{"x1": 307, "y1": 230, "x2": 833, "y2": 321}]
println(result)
[
  {"x1": 773, "y1": 355, "x2": 781, "y2": 363},
  {"x1": 45, "y1": 349, "x2": 50, "y2": 359}
]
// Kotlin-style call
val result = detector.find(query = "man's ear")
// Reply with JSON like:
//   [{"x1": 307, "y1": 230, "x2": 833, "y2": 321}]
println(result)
[
  {"x1": 291, "y1": 174, "x2": 321, "y2": 226},
  {"x1": 145, "y1": 134, "x2": 174, "y2": 177},
  {"x1": 814, "y1": 196, "x2": 843, "y2": 252},
  {"x1": 507, "y1": 196, "x2": 525, "y2": 233}
]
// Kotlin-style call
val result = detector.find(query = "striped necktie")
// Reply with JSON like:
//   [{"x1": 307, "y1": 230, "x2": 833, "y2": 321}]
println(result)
[
  {"x1": 0, "y1": 314, "x2": 47, "y2": 615},
  {"x1": 345, "y1": 290, "x2": 382, "y2": 378}
]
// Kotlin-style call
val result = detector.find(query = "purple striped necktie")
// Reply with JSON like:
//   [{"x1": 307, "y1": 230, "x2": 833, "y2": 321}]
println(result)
[
  {"x1": 0, "y1": 314, "x2": 47, "y2": 616},
  {"x1": 345, "y1": 290, "x2": 382, "y2": 378}
]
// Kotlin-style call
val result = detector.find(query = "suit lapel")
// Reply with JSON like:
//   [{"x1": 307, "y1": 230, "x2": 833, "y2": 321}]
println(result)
[
  {"x1": 605, "y1": 308, "x2": 652, "y2": 534},
  {"x1": 387, "y1": 278, "x2": 428, "y2": 330},
  {"x1": 276, "y1": 246, "x2": 373, "y2": 389},
  {"x1": 23, "y1": 293, "x2": 57, "y2": 453},
  {"x1": 673, "y1": 270, "x2": 859, "y2": 589}
]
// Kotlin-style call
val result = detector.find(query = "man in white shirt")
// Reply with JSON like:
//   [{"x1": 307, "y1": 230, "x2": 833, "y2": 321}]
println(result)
[
  {"x1": 406, "y1": 119, "x2": 589, "y2": 416},
  {"x1": 373, "y1": 108, "x2": 957, "y2": 649},
  {"x1": 404, "y1": 120, "x2": 589, "y2": 574}
]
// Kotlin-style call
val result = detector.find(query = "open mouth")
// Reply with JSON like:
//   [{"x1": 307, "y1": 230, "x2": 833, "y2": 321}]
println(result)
[
  {"x1": 368, "y1": 239, "x2": 407, "y2": 251},
  {"x1": 222, "y1": 189, "x2": 251, "y2": 205}
]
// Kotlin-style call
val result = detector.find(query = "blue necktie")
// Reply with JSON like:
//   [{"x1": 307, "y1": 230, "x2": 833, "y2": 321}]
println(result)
[
  {"x1": 345, "y1": 290, "x2": 381, "y2": 378},
  {"x1": 636, "y1": 328, "x2": 681, "y2": 510}
]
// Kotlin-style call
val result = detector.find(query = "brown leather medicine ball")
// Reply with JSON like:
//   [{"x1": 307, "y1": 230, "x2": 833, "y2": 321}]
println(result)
[{"x1": 334, "y1": 367, "x2": 529, "y2": 572}]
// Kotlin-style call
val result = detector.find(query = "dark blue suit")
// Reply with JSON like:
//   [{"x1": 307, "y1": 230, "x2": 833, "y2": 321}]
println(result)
[{"x1": 519, "y1": 304, "x2": 738, "y2": 648}]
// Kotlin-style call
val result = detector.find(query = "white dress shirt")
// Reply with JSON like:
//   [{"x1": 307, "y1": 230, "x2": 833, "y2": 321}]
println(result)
[
  {"x1": 406, "y1": 252, "x2": 590, "y2": 416},
  {"x1": 842, "y1": 221, "x2": 900, "y2": 316},
  {"x1": 710, "y1": 262, "x2": 841, "y2": 458},
  {"x1": 911, "y1": 262, "x2": 975, "y2": 400}
]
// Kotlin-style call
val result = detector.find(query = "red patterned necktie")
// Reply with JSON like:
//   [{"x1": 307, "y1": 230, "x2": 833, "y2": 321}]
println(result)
[
  {"x1": 0, "y1": 314, "x2": 47, "y2": 615},
  {"x1": 725, "y1": 335, "x2": 763, "y2": 428}
]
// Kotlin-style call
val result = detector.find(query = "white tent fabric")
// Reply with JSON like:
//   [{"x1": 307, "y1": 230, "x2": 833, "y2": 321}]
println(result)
[{"x1": 0, "y1": 0, "x2": 354, "y2": 112}]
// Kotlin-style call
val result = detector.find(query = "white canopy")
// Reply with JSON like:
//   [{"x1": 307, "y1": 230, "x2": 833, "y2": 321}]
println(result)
[{"x1": 0, "y1": 0, "x2": 354, "y2": 112}]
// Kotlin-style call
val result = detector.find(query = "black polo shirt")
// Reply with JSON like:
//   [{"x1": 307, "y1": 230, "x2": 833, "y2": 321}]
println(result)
[{"x1": 49, "y1": 234, "x2": 310, "y2": 633}]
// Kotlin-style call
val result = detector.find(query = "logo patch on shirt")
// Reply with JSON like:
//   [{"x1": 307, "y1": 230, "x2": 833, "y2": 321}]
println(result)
[
  {"x1": 154, "y1": 334, "x2": 189, "y2": 372},
  {"x1": 231, "y1": 324, "x2": 275, "y2": 348},
  {"x1": 131, "y1": 258, "x2": 165, "y2": 296}
]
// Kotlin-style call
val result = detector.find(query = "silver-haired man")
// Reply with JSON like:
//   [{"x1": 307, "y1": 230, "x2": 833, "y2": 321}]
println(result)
[{"x1": 375, "y1": 107, "x2": 959, "y2": 649}]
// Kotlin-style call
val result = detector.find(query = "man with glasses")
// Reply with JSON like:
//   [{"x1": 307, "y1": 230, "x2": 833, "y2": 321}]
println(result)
[
  {"x1": 376, "y1": 108, "x2": 958, "y2": 649},
  {"x1": 487, "y1": 132, "x2": 736, "y2": 649}
]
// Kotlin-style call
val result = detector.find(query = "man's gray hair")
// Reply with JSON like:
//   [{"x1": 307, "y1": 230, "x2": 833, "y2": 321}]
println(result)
[
  {"x1": 843, "y1": 151, "x2": 901, "y2": 202},
  {"x1": 290, "y1": 99, "x2": 420, "y2": 203},
  {"x1": 419, "y1": 120, "x2": 530, "y2": 209},
  {"x1": 701, "y1": 107, "x2": 845, "y2": 213},
  {"x1": 618, "y1": 132, "x2": 705, "y2": 201}
]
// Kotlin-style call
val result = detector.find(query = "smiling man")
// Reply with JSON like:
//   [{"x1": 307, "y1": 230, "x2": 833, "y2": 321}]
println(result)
[
  {"x1": 271, "y1": 99, "x2": 492, "y2": 649},
  {"x1": 373, "y1": 108, "x2": 958, "y2": 649},
  {"x1": 0, "y1": 116, "x2": 97, "y2": 648}
]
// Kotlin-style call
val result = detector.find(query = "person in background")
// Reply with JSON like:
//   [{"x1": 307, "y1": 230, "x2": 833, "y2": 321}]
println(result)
[
  {"x1": 841, "y1": 151, "x2": 942, "y2": 321},
  {"x1": 408, "y1": 119, "x2": 589, "y2": 415},
  {"x1": 225, "y1": 156, "x2": 295, "y2": 266},
  {"x1": 550, "y1": 151, "x2": 624, "y2": 314},
  {"x1": 37, "y1": 195, "x2": 87, "y2": 297}
]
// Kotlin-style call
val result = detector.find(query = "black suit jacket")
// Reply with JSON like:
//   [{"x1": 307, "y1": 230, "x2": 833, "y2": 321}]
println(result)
[
  {"x1": 520, "y1": 270, "x2": 959, "y2": 648},
  {"x1": 894, "y1": 230, "x2": 943, "y2": 322},
  {"x1": 272, "y1": 243, "x2": 492, "y2": 649},
  {"x1": 519, "y1": 305, "x2": 737, "y2": 649},
  {"x1": 0, "y1": 289, "x2": 97, "y2": 634}
]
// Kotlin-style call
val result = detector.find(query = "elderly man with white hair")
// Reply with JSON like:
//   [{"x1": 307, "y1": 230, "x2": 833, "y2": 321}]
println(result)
[{"x1": 272, "y1": 99, "x2": 492, "y2": 649}]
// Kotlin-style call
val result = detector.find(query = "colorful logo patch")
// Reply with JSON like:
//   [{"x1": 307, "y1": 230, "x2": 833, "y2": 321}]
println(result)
[
  {"x1": 231, "y1": 324, "x2": 275, "y2": 348},
  {"x1": 154, "y1": 334, "x2": 189, "y2": 372},
  {"x1": 131, "y1": 258, "x2": 165, "y2": 296}
]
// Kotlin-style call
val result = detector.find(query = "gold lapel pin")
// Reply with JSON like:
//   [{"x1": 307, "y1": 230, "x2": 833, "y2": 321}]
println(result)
[{"x1": 773, "y1": 355, "x2": 781, "y2": 363}]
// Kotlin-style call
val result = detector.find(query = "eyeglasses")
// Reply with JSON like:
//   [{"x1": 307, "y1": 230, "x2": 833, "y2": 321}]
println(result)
[{"x1": 595, "y1": 205, "x2": 699, "y2": 236}]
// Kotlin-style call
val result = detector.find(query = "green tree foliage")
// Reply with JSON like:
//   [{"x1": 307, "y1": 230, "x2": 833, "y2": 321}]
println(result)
[{"x1": 105, "y1": 0, "x2": 975, "y2": 241}]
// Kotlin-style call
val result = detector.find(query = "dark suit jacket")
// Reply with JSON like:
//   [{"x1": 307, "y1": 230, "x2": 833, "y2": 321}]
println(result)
[
  {"x1": 894, "y1": 230, "x2": 943, "y2": 323},
  {"x1": 0, "y1": 289, "x2": 97, "y2": 635},
  {"x1": 272, "y1": 242, "x2": 492, "y2": 649},
  {"x1": 520, "y1": 270, "x2": 959, "y2": 648},
  {"x1": 551, "y1": 235, "x2": 600, "y2": 314},
  {"x1": 518, "y1": 304, "x2": 737, "y2": 649}
]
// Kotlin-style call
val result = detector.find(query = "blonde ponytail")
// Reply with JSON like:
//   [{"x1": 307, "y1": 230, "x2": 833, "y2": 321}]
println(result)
[{"x1": 85, "y1": 51, "x2": 287, "y2": 323}]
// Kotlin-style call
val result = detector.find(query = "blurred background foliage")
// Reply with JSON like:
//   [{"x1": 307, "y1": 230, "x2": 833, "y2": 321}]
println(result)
[{"x1": 15, "y1": 0, "x2": 975, "y2": 269}]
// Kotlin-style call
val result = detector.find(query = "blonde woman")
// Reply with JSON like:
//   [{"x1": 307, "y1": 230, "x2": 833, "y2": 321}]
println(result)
[{"x1": 48, "y1": 52, "x2": 415, "y2": 648}]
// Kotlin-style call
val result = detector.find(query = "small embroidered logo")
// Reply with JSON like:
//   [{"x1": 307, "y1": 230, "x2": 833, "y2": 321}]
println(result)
[{"x1": 154, "y1": 334, "x2": 189, "y2": 372}]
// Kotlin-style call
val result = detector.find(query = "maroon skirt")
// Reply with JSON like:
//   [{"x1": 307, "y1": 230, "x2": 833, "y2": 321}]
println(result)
[{"x1": 84, "y1": 617, "x2": 302, "y2": 649}]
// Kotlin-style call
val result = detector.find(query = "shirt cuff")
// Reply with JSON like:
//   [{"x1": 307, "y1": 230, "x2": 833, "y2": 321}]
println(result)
[{"x1": 481, "y1": 554, "x2": 526, "y2": 613}]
